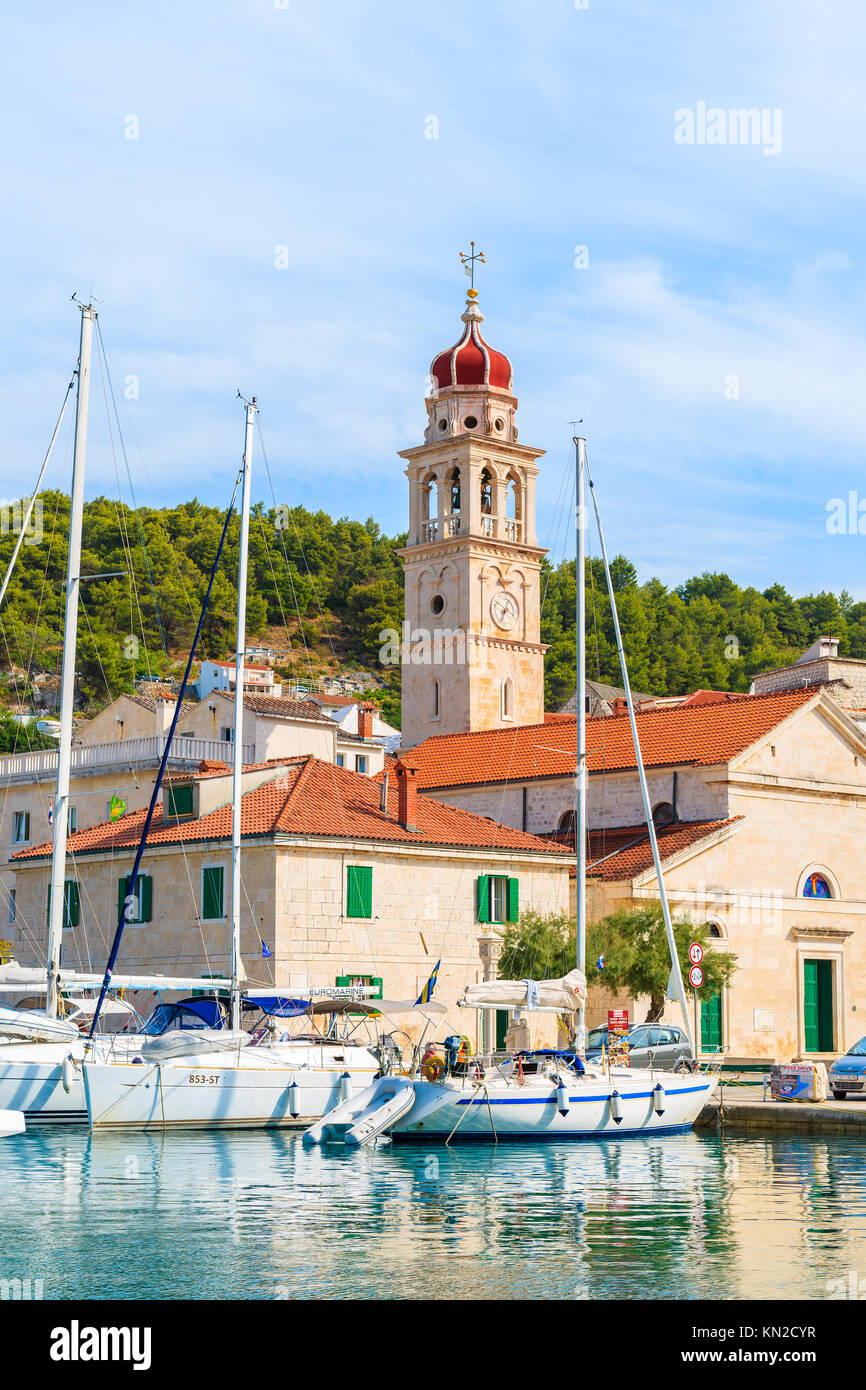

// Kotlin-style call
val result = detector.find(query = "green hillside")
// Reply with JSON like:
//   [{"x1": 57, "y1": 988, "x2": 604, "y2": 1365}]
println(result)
[{"x1": 0, "y1": 491, "x2": 864, "y2": 729}]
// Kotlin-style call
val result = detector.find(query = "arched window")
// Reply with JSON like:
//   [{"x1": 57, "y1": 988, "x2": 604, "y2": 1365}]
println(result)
[
  {"x1": 803, "y1": 872, "x2": 832, "y2": 899},
  {"x1": 480, "y1": 467, "x2": 493, "y2": 515},
  {"x1": 501, "y1": 677, "x2": 514, "y2": 721},
  {"x1": 420, "y1": 474, "x2": 435, "y2": 521},
  {"x1": 432, "y1": 677, "x2": 440, "y2": 720},
  {"x1": 558, "y1": 810, "x2": 576, "y2": 834},
  {"x1": 708, "y1": 923, "x2": 723, "y2": 939},
  {"x1": 449, "y1": 467, "x2": 461, "y2": 514},
  {"x1": 506, "y1": 474, "x2": 521, "y2": 520},
  {"x1": 652, "y1": 801, "x2": 674, "y2": 828}
]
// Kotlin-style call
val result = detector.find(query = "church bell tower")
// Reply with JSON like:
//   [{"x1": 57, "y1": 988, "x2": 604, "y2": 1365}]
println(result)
[{"x1": 398, "y1": 260, "x2": 547, "y2": 749}]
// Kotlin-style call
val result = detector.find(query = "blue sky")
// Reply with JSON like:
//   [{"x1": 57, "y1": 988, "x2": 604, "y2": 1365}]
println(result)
[{"x1": 2, "y1": 0, "x2": 865, "y2": 597}]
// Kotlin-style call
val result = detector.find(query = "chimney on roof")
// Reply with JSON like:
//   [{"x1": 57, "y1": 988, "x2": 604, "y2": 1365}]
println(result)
[
  {"x1": 156, "y1": 695, "x2": 175, "y2": 733},
  {"x1": 358, "y1": 701, "x2": 376, "y2": 740},
  {"x1": 379, "y1": 770, "x2": 389, "y2": 814},
  {"x1": 610, "y1": 698, "x2": 628, "y2": 716},
  {"x1": 394, "y1": 757, "x2": 419, "y2": 831}
]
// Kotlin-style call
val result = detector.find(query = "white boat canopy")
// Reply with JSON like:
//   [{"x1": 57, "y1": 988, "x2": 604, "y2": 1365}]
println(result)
[
  {"x1": 457, "y1": 969, "x2": 587, "y2": 1013},
  {"x1": 0, "y1": 962, "x2": 233, "y2": 995}
]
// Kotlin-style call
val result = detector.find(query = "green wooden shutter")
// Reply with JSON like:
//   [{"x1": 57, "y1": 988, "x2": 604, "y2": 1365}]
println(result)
[
  {"x1": 817, "y1": 960, "x2": 834, "y2": 1052},
  {"x1": 803, "y1": 960, "x2": 819, "y2": 1053},
  {"x1": 477, "y1": 875, "x2": 491, "y2": 923},
  {"x1": 506, "y1": 877, "x2": 519, "y2": 922},
  {"x1": 202, "y1": 867, "x2": 223, "y2": 919},
  {"x1": 140, "y1": 875, "x2": 153, "y2": 923},
  {"x1": 117, "y1": 876, "x2": 127, "y2": 920},
  {"x1": 346, "y1": 865, "x2": 373, "y2": 918},
  {"x1": 46, "y1": 883, "x2": 50, "y2": 925},
  {"x1": 168, "y1": 784, "x2": 194, "y2": 817}
]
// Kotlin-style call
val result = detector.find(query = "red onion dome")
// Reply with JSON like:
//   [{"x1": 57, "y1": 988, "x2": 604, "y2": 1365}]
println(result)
[{"x1": 430, "y1": 291, "x2": 513, "y2": 392}]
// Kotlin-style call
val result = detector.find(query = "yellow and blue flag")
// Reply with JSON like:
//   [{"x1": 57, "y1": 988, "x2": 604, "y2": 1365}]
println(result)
[{"x1": 415, "y1": 958, "x2": 440, "y2": 1005}]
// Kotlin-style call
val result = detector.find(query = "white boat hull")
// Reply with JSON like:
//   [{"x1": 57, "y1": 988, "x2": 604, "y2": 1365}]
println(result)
[
  {"x1": 306, "y1": 1067, "x2": 717, "y2": 1144},
  {"x1": 84, "y1": 1045, "x2": 381, "y2": 1130},
  {"x1": 0, "y1": 1108, "x2": 25, "y2": 1138},
  {"x1": 0, "y1": 1037, "x2": 145, "y2": 1122},
  {"x1": 394, "y1": 1071, "x2": 716, "y2": 1140}
]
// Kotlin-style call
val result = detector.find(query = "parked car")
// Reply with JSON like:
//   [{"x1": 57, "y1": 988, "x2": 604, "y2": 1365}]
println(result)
[
  {"x1": 586, "y1": 1023, "x2": 694, "y2": 1072},
  {"x1": 828, "y1": 1037, "x2": 866, "y2": 1099}
]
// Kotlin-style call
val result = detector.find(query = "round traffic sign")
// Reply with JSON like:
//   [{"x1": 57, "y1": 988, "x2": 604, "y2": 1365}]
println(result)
[
  {"x1": 689, "y1": 963, "x2": 704, "y2": 989},
  {"x1": 688, "y1": 941, "x2": 704, "y2": 966}
]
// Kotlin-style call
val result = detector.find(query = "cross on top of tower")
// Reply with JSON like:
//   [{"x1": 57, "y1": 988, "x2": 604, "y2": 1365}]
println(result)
[{"x1": 459, "y1": 241, "x2": 486, "y2": 295}]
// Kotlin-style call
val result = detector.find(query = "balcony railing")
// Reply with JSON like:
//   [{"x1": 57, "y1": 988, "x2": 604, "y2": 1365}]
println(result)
[
  {"x1": 418, "y1": 514, "x2": 523, "y2": 544},
  {"x1": 0, "y1": 735, "x2": 256, "y2": 783}
]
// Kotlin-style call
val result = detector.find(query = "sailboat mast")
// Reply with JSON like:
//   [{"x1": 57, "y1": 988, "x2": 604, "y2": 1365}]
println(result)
[
  {"x1": 230, "y1": 397, "x2": 256, "y2": 1030},
  {"x1": 46, "y1": 304, "x2": 95, "y2": 1020},
  {"x1": 584, "y1": 454, "x2": 693, "y2": 1048},
  {"x1": 574, "y1": 437, "x2": 587, "y2": 1056}
]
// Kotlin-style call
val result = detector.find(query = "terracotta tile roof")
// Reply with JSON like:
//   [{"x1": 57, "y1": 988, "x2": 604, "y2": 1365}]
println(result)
[
  {"x1": 548, "y1": 817, "x2": 743, "y2": 880},
  {"x1": 210, "y1": 691, "x2": 334, "y2": 725},
  {"x1": 13, "y1": 756, "x2": 569, "y2": 860},
  {"x1": 407, "y1": 688, "x2": 818, "y2": 789},
  {"x1": 304, "y1": 693, "x2": 360, "y2": 708},
  {"x1": 676, "y1": 689, "x2": 751, "y2": 708},
  {"x1": 128, "y1": 688, "x2": 195, "y2": 714}
]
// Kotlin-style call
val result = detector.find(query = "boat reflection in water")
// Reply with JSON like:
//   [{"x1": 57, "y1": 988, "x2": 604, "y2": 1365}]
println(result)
[{"x1": 3, "y1": 1126, "x2": 866, "y2": 1300}]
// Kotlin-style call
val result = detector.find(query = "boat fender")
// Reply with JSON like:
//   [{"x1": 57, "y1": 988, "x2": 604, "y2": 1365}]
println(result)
[
  {"x1": 555, "y1": 1077, "x2": 570, "y2": 1116},
  {"x1": 609, "y1": 1089, "x2": 623, "y2": 1124},
  {"x1": 288, "y1": 1080, "x2": 300, "y2": 1118},
  {"x1": 131, "y1": 1056, "x2": 144, "y2": 1064},
  {"x1": 653, "y1": 1082, "x2": 666, "y2": 1116},
  {"x1": 339, "y1": 1072, "x2": 352, "y2": 1104},
  {"x1": 61, "y1": 1054, "x2": 75, "y2": 1094}
]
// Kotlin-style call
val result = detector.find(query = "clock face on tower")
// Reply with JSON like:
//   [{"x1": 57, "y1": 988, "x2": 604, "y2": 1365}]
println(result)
[{"x1": 490, "y1": 591, "x2": 519, "y2": 631}]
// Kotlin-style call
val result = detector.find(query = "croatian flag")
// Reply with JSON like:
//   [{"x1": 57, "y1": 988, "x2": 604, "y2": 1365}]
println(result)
[{"x1": 47, "y1": 800, "x2": 54, "y2": 826}]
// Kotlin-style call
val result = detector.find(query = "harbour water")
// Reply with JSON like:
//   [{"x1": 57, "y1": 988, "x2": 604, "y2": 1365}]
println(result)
[{"x1": 2, "y1": 1127, "x2": 865, "y2": 1300}]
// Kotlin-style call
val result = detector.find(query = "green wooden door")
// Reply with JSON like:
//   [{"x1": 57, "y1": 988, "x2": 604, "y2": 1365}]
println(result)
[
  {"x1": 804, "y1": 959, "x2": 834, "y2": 1052},
  {"x1": 700, "y1": 992, "x2": 722, "y2": 1050}
]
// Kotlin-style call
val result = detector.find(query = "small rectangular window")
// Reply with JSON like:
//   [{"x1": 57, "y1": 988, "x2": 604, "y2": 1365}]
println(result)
[
  {"x1": 202, "y1": 866, "x2": 224, "y2": 920},
  {"x1": 12, "y1": 811, "x2": 30, "y2": 844},
  {"x1": 47, "y1": 880, "x2": 80, "y2": 929},
  {"x1": 346, "y1": 865, "x2": 373, "y2": 919},
  {"x1": 68, "y1": 805, "x2": 77, "y2": 833},
  {"x1": 221, "y1": 727, "x2": 234, "y2": 743},
  {"x1": 336, "y1": 754, "x2": 345, "y2": 768},
  {"x1": 356, "y1": 755, "x2": 368, "y2": 775},
  {"x1": 167, "y1": 784, "x2": 194, "y2": 818},
  {"x1": 7, "y1": 889, "x2": 16, "y2": 924},
  {"x1": 117, "y1": 874, "x2": 153, "y2": 926},
  {"x1": 477, "y1": 874, "x2": 519, "y2": 924}
]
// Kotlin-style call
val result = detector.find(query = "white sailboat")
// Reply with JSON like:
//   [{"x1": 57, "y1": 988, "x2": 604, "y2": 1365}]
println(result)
[
  {"x1": 0, "y1": 304, "x2": 235, "y2": 1122},
  {"x1": 305, "y1": 437, "x2": 718, "y2": 1145},
  {"x1": 83, "y1": 399, "x2": 386, "y2": 1130}
]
